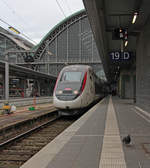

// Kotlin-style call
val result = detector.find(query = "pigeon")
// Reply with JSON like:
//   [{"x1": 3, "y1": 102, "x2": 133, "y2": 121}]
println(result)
[{"x1": 122, "y1": 135, "x2": 131, "y2": 145}]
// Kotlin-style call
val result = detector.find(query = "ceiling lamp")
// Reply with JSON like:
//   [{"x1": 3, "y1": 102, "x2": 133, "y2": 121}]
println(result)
[
  {"x1": 125, "y1": 40, "x2": 128, "y2": 47},
  {"x1": 132, "y1": 12, "x2": 138, "y2": 24}
]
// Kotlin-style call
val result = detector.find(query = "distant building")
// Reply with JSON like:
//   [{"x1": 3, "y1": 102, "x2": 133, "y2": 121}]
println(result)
[{"x1": 0, "y1": 26, "x2": 34, "y2": 61}]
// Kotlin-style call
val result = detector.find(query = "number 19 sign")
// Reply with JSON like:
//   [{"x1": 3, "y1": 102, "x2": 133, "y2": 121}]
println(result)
[{"x1": 109, "y1": 51, "x2": 132, "y2": 61}]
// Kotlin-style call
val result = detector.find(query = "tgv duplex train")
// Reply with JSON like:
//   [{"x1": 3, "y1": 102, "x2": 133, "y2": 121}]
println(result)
[{"x1": 53, "y1": 65, "x2": 106, "y2": 116}]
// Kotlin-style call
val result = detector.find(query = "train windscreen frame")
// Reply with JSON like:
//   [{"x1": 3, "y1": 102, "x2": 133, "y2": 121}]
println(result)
[{"x1": 60, "y1": 71, "x2": 82, "y2": 82}]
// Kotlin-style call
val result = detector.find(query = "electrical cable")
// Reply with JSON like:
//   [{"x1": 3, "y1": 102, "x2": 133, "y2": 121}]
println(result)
[
  {"x1": 0, "y1": 0, "x2": 29, "y2": 28},
  {"x1": 64, "y1": 0, "x2": 72, "y2": 13},
  {"x1": 0, "y1": 0, "x2": 69, "y2": 44},
  {"x1": 0, "y1": 18, "x2": 37, "y2": 44},
  {"x1": 55, "y1": 0, "x2": 66, "y2": 17}
]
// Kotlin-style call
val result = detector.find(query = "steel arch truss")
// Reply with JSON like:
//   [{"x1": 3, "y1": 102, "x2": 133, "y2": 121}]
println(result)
[{"x1": 34, "y1": 11, "x2": 87, "y2": 60}]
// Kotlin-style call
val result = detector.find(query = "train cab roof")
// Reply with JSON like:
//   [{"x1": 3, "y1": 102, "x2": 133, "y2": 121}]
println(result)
[{"x1": 61, "y1": 65, "x2": 92, "y2": 71}]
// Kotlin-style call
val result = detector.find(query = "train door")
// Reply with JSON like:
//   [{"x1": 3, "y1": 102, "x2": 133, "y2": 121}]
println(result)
[{"x1": 82, "y1": 70, "x2": 90, "y2": 106}]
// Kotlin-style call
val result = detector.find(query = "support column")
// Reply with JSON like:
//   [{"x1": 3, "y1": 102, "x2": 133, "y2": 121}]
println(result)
[
  {"x1": 67, "y1": 25, "x2": 69, "y2": 63},
  {"x1": 92, "y1": 35, "x2": 93, "y2": 62},
  {"x1": 55, "y1": 37, "x2": 58, "y2": 62},
  {"x1": 5, "y1": 62, "x2": 9, "y2": 100},
  {"x1": 79, "y1": 19, "x2": 82, "y2": 62},
  {"x1": 38, "y1": 80, "x2": 40, "y2": 97},
  {"x1": 24, "y1": 79, "x2": 26, "y2": 98}
]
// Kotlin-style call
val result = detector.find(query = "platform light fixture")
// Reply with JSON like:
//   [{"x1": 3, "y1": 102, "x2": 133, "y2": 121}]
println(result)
[
  {"x1": 125, "y1": 40, "x2": 128, "y2": 47},
  {"x1": 132, "y1": 12, "x2": 138, "y2": 24}
]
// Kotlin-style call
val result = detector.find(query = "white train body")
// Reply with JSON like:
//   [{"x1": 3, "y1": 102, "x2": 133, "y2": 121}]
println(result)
[{"x1": 53, "y1": 65, "x2": 103, "y2": 115}]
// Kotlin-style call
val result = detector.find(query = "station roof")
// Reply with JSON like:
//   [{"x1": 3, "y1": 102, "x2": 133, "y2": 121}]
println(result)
[
  {"x1": 32, "y1": 9, "x2": 85, "y2": 51},
  {"x1": 83, "y1": 0, "x2": 149, "y2": 82},
  {"x1": 0, "y1": 26, "x2": 34, "y2": 50},
  {"x1": 0, "y1": 60, "x2": 56, "y2": 81}
]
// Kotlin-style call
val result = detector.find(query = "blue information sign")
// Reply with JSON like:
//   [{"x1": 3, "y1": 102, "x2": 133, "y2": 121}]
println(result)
[{"x1": 109, "y1": 51, "x2": 132, "y2": 61}]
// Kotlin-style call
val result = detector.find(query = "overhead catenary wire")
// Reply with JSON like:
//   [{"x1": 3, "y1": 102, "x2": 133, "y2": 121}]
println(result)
[
  {"x1": 0, "y1": 0, "x2": 70, "y2": 44},
  {"x1": 64, "y1": 0, "x2": 72, "y2": 14},
  {"x1": 1, "y1": 0, "x2": 27, "y2": 24},
  {"x1": 0, "y1": 17, "x2": 37, "y2": 44},
  {"x1": 0, "y1": 0, "x2": 37, "y2": 44},
  {"x1": 55, "y1": 0, "x2": 67, "y2": 18},
  {"x1": 0, "y1": 0, "x2": 30, "y2": 32}
]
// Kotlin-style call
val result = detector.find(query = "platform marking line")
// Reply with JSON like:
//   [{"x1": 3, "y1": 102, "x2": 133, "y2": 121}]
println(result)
[
  {"x1": 132, "y1": 108, "x2": 150, "y2": 124},
  {"x1": 99, "y1": 96, "x2": 126, "y2": 168},
  {"x1": 135, "y1": 106, "x2": 150, "y2": 119}
]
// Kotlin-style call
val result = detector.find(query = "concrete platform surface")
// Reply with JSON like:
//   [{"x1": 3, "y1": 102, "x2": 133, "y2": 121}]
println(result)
[{"x1": 19, "y1": 96, "x2": 150, "y2": 168}]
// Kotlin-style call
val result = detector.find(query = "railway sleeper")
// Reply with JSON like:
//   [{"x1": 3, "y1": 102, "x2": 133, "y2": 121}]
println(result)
[
  {"x1": 0, "y1": 154, "x2": 30, "y2": 161},
  {"x1": 21, "y1": 139, "x2": 49, "y2": 144},
  {"x1": 8, "y1": 145, "x2": 41, "y2": 150},
  {"x1": 0, "y1": 161, "x2": 23, "y2": 168},
  {"x1": 24, "y1": 136, "x2": 54, "y2": 141},
  {"x1": 1, "y1": 149, "x2": 38, "y2": 155}
]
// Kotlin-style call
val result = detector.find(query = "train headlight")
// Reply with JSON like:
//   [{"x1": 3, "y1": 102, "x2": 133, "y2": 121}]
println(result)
[
  {"x1": 56, "y1": 90, "x2": 63, "y2": 94},
  {"x1": 73, "y1": 90, "x2": 79, "y2": 94}
]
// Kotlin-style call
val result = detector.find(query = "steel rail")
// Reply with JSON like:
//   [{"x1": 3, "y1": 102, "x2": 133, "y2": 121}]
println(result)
[{"x1": 0, "y1": 113, "x2": 60, "y2": 149}]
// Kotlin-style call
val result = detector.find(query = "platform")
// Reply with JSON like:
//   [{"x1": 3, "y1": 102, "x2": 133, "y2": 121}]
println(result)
[
  {"x1": 20, "y1": 96, "x2": 150, "y2": 168},
  {"x1": 0, "y1": 102, "x2": 55, "y2": 130},
  {"x1": 0, "y1": 96, "x2": 53, "y2": 108}
]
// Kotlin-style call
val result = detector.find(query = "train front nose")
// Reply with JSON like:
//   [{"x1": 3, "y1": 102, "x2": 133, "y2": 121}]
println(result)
[
  {"x1": 54, "y1": 84, "x2": 82, "y2": 109},
  {"x1": 53, "y1": 69, "x2": 86, "y2": 109},
  {"x1": 55, "y1": 84, "x2": 81, "y2": 101}
]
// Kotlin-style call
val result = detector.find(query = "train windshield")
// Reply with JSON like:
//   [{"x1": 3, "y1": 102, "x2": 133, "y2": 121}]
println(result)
[{"x1": 60, "y1": 71, "x2": 82, "y2": 82}]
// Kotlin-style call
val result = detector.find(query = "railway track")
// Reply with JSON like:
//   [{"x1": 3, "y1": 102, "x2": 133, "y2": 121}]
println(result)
[
  {"x1": 0, "y1": 116, "x2": 76, "y2": 168},
  {"x1": 0, "y1": 107, "x2": 57, "y2": 143}
]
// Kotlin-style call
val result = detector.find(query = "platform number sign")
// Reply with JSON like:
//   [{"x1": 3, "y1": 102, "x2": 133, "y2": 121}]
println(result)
[{"x1": 109, "y1": 51, "x2": 131, "y2": 61}]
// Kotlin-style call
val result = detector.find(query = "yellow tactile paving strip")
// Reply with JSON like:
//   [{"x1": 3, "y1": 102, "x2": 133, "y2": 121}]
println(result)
[{"x1": 99, "y1": 97, "x2": 126, "y2": 168}]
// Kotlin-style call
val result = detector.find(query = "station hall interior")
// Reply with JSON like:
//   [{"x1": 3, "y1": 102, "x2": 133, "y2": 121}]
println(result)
[
  {"x1": 0, "y1": 1, "x2": 150, "y2": 168},
  {"x1": 0, "y1": 0, "x2": 150, "y2": 113}
]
